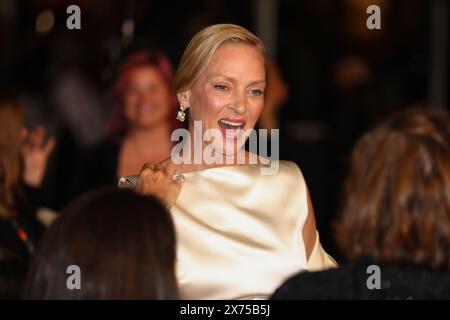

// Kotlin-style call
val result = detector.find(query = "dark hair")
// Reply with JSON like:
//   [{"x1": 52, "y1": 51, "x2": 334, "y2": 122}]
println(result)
[
  {"x1": 24, "y1": 188, "x2": 179, "y2": 299},
  {"x1": 335, "y1": 108, "x2": 450, "y2": 271}
]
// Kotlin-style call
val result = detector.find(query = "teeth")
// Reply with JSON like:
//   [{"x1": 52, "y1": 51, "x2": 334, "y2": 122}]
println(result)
[
  {"x1": 219, "y1": 119, "x2": 244, "y2": 128},
  {"x1": 226, "y1": 127, "x2": 242, "y2": 136}
]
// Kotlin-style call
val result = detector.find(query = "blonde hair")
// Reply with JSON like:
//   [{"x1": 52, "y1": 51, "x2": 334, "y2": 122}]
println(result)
[
  {"x1": 0, "y1": 94, "x2": 24, "y2": 219},
  {"x1": 173, "y1": 24, "x2": 265, "y2": 94}
]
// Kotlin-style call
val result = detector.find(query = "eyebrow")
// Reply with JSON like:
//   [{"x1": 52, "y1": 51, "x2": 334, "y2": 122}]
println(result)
[{"x1": 210, "y1": 74, "x2": 266, "y2": 86}]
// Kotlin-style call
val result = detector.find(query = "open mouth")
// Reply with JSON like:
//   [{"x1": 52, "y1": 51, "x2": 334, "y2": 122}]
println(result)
[{"x1": 218, "y1": 119, "x2": 246, "y2": 138}]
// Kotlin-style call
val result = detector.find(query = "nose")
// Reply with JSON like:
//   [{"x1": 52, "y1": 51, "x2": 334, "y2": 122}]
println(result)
[
  {"x1": 229, "y1": 90, "x2": 247, "y2": 115},
  {"x1": 140, "y1": 91, "x2": 154, "y2": 105}
]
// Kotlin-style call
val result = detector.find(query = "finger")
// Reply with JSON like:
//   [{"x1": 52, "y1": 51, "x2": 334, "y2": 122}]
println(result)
[
  {"x1": 142, "y1": 162, "x2": 165, "y2": 172},
  {"x1": 136, "y1": 168, "x2": 154, "y2": 191},
  {"x1": 158, "y1": 157, "x2": 172, "y2": 168},
  {"x1": 154, "y1": 163, "x2": 166, "y2": 172},
  {"x1": 165, "y1": 162, "x2": 177, "y2": 177},
  {"x1": 141, "y1": 162, "x2": 156, "y2": 172},
  {"x1": 27, "y1": 129, "x2": 37, "y2": 149},
  {"x1": 139, "y1": 167, "x2": 155, "y2": 181},
  {"x1": 43, "y1": 137, "x2": 56, "y2": 155},
  {"x1": 30, "y1": 126, "x2": 45, "y2": 148}
]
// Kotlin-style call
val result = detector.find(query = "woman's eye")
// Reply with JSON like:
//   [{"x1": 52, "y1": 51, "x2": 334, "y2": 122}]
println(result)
[
  {"x1": 250, "y1": 89, "x2": 264, "y2": 97},
  {"x1": 214, "y1": 84, "x2": 229, "y2": 92}
]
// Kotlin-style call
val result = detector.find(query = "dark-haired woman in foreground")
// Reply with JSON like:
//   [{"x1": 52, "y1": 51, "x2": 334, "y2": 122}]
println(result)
[
  {"x1": 24, "y1": 188, "x2": 179, "y2": 299},
  {"x1": 272, "y1": 108, "x2": 450, "y2": 299}
]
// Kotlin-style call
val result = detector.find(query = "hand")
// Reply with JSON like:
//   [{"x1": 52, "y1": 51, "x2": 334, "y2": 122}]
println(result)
[
  {"x1": 21, "y1": 126, "x2": 56, "y2": 188},
  {"x1": 135, "y1": 161, "x2": 183, "y2": 208}
]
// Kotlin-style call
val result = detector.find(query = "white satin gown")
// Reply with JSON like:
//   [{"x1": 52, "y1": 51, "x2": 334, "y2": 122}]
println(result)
[{"x1": 170, "y1": 160, "x2": 336, "y2": 300}]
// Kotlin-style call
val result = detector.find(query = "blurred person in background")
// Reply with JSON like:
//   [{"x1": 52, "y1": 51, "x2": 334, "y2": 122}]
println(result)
[
  {"x1": 24, "y1": 188, "x2": 179, "y2": 300},
  {"x1": 74, "y1": 50, "x2": 179, "y2": 194},
  {"x1": 0, "y1": 91, "x2": 54, "y2": 262},
  {"x1": 272, "y1": 108, "x2": 450, "y2": 299},
  {"x1": 0, "y1": 91, "x2": 54, "y2": 297},
  {"x1": 257, "y1": 60, "x2": 289, "y2": 131}
]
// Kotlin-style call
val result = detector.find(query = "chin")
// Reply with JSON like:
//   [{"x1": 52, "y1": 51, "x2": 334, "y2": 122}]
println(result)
[
  {"x1": 138, "y1": 115, "x2": 167, "y2": 127},
  {"x1": 131, "y1": 121, "x2": 158, "y2": 129},
  {"x1": 218, "y1": 138, "x2": 246, "y2": 156}
]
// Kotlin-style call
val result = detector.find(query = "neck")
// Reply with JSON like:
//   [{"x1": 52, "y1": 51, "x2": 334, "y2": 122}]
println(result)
[
  {"x1": 126, "y1": 122, "x2": 171, "y2": 147},
  {"x1": 173, "y1": 136, "x2": 255, "y2": 173}
]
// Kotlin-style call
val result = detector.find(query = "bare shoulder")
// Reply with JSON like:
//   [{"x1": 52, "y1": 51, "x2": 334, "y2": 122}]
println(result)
[
  {"x1": 268, "y1": 160, "x2": 306, "y2": 187},
  {"x1": 278, "y1": 160, "x2": 304, "y2": 177}
]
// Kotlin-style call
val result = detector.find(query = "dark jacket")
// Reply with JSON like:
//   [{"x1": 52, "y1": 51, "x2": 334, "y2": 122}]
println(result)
[
  {"x1": 74, "y1": 137, "x2": 121, "y2": 196},
  {"x1": 271, "y1": 258, "x2": 450, "y2": 300},
  {"x1": 0, "y1": 185, "x2": 45, "y2": 262}
]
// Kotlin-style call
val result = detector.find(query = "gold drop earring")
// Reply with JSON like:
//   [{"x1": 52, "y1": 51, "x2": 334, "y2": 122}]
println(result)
[{"x1": 176, "y1": 105, "x2": 187, "y2": 122}]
